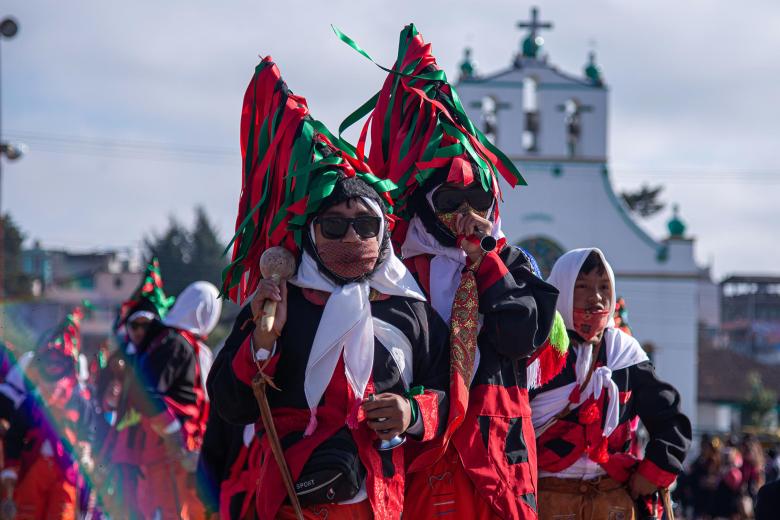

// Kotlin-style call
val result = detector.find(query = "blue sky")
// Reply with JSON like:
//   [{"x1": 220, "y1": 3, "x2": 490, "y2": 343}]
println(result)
[{"x1": 2, "y1": 0, "x2": 779, "y2": 278}]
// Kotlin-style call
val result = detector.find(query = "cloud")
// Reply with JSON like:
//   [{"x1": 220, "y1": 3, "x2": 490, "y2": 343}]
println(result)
[{"x1": 3, "y1": 0, "x2": 778, "y2": 278}]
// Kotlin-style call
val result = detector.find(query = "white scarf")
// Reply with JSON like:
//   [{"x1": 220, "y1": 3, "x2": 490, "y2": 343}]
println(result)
[
  {"x1": 531, "y1": 329, "x2": 648, "y2": 437},
  {"x1": 290, "y1": 198, "x2": 425, "y2": 435}
]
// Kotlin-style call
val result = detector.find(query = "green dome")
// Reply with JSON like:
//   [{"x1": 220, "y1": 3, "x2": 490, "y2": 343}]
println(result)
[
  {"x1": 584, "y1": 51, "x2": 603, "y2": 85},
  {"x1": 667, "y1": 204, "x2": 686, "y2": 238},
  {"x1": 459, "y1": 47, "x2": 474, "y2": 80},
  {"x1": 522, "y1": 35, "x2": 543, "y2": 58}
]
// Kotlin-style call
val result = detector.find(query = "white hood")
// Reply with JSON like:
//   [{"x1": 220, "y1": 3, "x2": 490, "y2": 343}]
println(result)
[
  {"x1": 546, "y1": 247, "x2": 616, "y2": 331},
  {"x1": 163, "y1": 281, "x2": 222, "y2": 338}
]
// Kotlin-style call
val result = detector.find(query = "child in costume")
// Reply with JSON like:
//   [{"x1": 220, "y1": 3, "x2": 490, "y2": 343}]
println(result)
[
  {"x1": 336, "y1": 24, "x2": 565, "y2": 520},
  {"x1": 0, "y1": 308, "x2": 95, "y2": 520},
  {"x1": 208, "y1": 57, "x2": 451, "y2": 520},
  {"x1": 530, "y1": 248, "x2": 691, "y2": 519}
]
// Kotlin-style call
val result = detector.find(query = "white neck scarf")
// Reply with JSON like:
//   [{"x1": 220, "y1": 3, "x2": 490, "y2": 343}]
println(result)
[
  {"x1": 531, "y1": 329, "x2": 649, "y2": 437},
  {"x1": 532, "y1": 249, "x2": 646, "y2": 439},
  {"x1": 289, "y1": 197, "x2": 425, "y2": 435}
]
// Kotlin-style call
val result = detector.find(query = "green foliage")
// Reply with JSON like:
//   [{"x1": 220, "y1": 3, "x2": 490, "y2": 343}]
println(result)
[
  {"x1": 742, "y1": 371, "x2": 778, "y2": 428},
  {"x1": 1, "y1": 214, "x2": 32, "y2": 298},
  {"x1": 621, "y1": 184, "x2": 665, "y2": 218},
  {"x1": 144, "y1": 207, "x2": 227, "y2": 297}
]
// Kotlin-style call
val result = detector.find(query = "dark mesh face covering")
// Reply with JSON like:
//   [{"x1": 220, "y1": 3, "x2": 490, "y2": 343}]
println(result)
[{"x1": 317, "y1": 240, "x2": 379, "y2": 280}]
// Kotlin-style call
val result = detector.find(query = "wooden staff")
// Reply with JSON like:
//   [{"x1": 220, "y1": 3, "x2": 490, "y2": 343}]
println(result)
[
  {"x1": 660, "y1": 487, "x2": 675, "y2": 520},
  {"x1": 252, "y1": 247, "x2": 303, "y2": 519},
  {"x1": 251, "y1": 366, "x2": 304, "y2": 520}
]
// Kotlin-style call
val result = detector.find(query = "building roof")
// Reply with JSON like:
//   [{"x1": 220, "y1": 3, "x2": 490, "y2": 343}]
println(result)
[
  {"x1": 721, "y1": 274, "x2": 780, "y2": 285},
  {"x1": 698, "y1": 344, "x2": 780, "y2": 403}
]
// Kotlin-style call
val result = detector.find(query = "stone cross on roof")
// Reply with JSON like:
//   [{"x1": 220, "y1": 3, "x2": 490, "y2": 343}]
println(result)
[
  {"x1": 516, "y1": 6, "x2": 553, "y2": 58},
  {"x1": 517, "y1": 6, "x2": 553, "y2": 40}
]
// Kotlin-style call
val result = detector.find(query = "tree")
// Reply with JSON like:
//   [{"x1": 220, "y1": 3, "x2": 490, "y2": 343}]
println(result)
[
  {"x1": 144, "y1": 207, "x2": 227, "y2": 297},
  {"x1": 191, "y1": 207, "x2": 227, "y2": 290},
  {"x1": 1, "y1": 214, "x2": 32, "y2": 299},
  {"x1": 742, "y1": 371, "x2": 777, "y2": 429},
  {"x1": 621, "y1": 184, "x2": 665, "y2": 218}
]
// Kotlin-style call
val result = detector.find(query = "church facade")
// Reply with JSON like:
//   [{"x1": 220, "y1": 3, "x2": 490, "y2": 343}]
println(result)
[{"x1": 456, "y1": 8, "x2": 700, "y2": 430}]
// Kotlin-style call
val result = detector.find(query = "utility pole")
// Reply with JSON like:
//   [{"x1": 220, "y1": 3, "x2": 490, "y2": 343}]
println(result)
[{"x1": 0, "y1": 16, "x2": 21, "y2": 336}]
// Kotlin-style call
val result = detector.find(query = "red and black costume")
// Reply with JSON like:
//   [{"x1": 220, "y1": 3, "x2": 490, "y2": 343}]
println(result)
[
  {"x1": 336, "y1": 24, "x2": 563, "y2": 518},
  {"x1": 210, "y1": 57, "x2": 451, "y2": 520},
  {"x1": 210, "y1": 290, "x2": 450, "y2": 519},
  {"x1": 403, "y1": 247, "x2": 558, "y2": 519},
  {"x1": 530, "y1": 248, "x2": 691, "y2": 519},
  {"x1": 532, "y1": 337, "x2": 691, "y2": 486},
  {"x1": 3, "y1": 378, "x2": 95, "y2": 519}
]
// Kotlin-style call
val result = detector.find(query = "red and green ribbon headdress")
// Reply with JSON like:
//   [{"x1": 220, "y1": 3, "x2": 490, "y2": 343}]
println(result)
[
  {"x1": 335, "y1": 24, "x2": 526, "y2": 219},
  {"x1": 116, "y1": 257, "x2": 175, "y2": 330},
  {"x1": 222, "y1": 56, "x2": 396, "y2": 304},
  {"x1": 41, "y1": 306, "x2": 86, "y2": 363}
]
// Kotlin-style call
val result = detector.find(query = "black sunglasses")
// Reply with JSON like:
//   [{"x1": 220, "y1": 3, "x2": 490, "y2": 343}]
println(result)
[
  {"x1": 432, "y1": 185, "x2": 494, "y2": 213},
  {"x1": 315, "y1": 216, "x2": 382, "y2": 240}
]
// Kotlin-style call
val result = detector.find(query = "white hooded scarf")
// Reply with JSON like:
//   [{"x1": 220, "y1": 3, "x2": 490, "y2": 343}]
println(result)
[{"x1": 163, "y1": 281, "x2": 222, "y2": 391}]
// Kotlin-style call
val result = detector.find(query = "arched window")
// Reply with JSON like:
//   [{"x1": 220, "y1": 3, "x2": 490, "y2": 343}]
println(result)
[
  {"x1": 481, "y1": 96, "x2": 498, "y2": 144},
  {"x1": 522, "y1": 77, "x2": 539, "y2": 152},
  {"x1": 516, "y1": 236, "x2": 565, "y2": 278}
]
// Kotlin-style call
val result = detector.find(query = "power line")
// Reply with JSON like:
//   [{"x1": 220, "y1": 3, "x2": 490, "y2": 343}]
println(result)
[
  {"x1": 5, "y1": 131, "x2": 237, "y2": 166},
  {"x1": 7, "y1": 131, "x2": 234, "y2": 155},
  {"x1": 7, "y1": 130, "x2": 780, "y2": 183}
]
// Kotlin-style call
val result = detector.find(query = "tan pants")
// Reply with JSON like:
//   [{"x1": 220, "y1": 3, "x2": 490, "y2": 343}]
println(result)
[{"x1": 538, "y1": 476, "x2": 635, "y2": 520}]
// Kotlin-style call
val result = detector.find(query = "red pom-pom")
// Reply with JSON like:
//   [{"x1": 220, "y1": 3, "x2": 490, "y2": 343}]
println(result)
[{"x1": 578, "y1": 400, "x2": 601, "y2": 425}]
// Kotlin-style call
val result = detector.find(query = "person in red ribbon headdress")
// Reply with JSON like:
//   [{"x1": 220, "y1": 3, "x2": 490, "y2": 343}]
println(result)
[
  {"x1": 208, "y1": 56, "x2": 451, "y2": 520},
  {"x1": 335, "y1": 23, "x2": 567, "y2": 520},
  {"x1": 0, "y1": 307, "x2": 95, "y2": 520},
  {"x1": 530, "y1": 248, "x2": 692, "y2": 519}
]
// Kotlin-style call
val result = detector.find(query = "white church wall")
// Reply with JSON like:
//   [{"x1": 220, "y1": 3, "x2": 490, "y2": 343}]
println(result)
[
  {"x1": 459, "y1": 71, "x2": 525, "y2": 156},
  {"x1": 496, "y1": 164, "x2": 699, "y2": 428},
  {"x1": 456, "y1": 22, "x2": 700, "y2": 434},
  {"x1": 499, "y1": 165, "x2": 661, "y2": 271},
  {"x1": 617, "y1": 277, "x2": 699, "y2": 427},
  {"x1": 697, "y1": 402, "x2": 737, "y2": 434},
  {"x1": 536, "y1": 81, "x2": 607, "y2": 160},
  {"x1": 697, "y1": 272, "x2": 721, "y2": 328},
  {"x1": 458, "y1": 65, "x2": 607, "y2": 160}
]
